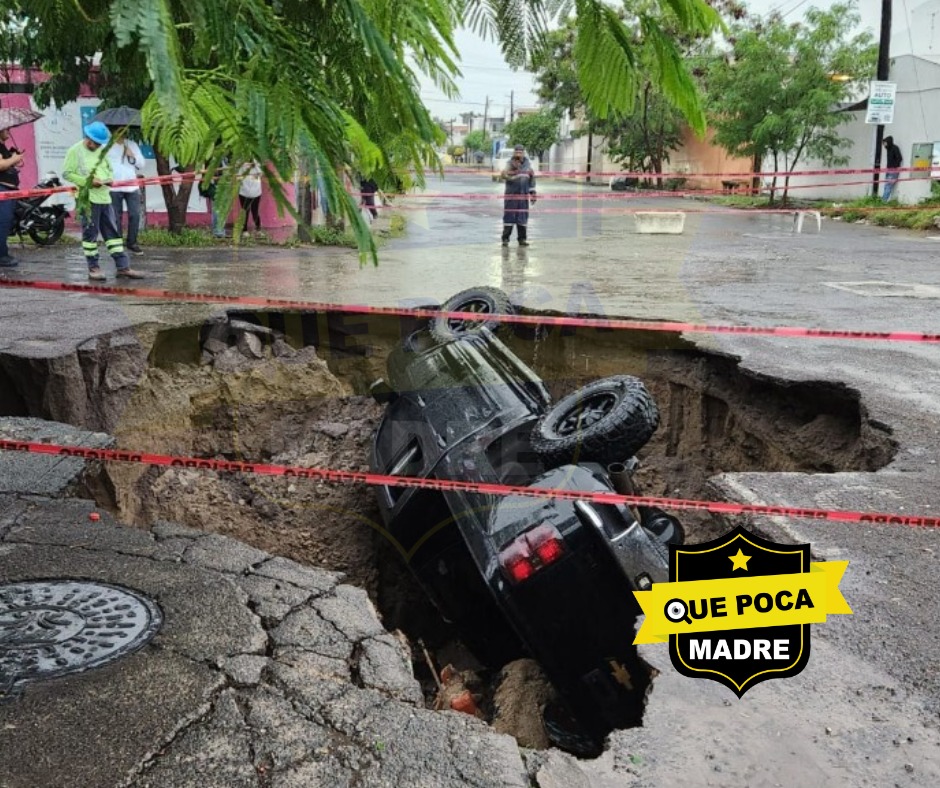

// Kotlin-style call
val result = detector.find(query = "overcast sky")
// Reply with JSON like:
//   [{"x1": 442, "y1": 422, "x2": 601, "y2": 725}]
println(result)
[{"x1": 417, "y1": 1, "x2": 888, "y2": 121}]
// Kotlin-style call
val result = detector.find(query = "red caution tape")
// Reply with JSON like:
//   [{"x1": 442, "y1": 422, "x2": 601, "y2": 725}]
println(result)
[
  {"x1": 0, "y1": 439, "x2": 935, "y2": 528},
  {"x1": 440, "y1": 165, "x2": 927, "y2": 179},
  {"x1": 1, "y1": 278, "x2": 938, "y2": 345}
]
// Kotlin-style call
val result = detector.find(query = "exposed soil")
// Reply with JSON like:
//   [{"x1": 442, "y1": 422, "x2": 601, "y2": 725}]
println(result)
[{"x1": 46, "y1": 309, "x2": 896, "y2": 752}]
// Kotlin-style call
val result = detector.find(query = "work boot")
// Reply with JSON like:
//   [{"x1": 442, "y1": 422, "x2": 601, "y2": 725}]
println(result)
[
  {"x1": 116, "y1": 268, "x2": 145, "y2": 279},
  {"x1": 0, "y1": 256, "x2": 18, "y2": 268},
  {"x1": 87, "y1": 267, "x2": 106, "y2": 281}
]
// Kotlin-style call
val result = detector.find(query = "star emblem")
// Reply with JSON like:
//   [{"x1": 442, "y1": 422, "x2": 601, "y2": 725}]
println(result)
[{"x1": 729, "y1": 548, "x2": 752, "y2": 572}]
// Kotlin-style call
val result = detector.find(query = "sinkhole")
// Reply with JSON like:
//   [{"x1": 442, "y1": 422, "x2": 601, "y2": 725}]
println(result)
[{"x1": 0, "y1": 304, "x2": 896, "y2": 754}]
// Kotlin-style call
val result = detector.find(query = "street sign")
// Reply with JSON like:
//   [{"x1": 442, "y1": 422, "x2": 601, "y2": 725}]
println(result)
[
  {"x1": 865, "y1": 81, "x2": 897, "y2": 124},
  {"x1": 931, "y1": 142, "x2": 940, "y2": 179}
]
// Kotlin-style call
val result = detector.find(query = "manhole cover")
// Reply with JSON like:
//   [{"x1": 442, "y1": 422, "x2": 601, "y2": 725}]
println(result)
[{"x1": 0, "y1": 580, "x2": 162, "y2": 696}]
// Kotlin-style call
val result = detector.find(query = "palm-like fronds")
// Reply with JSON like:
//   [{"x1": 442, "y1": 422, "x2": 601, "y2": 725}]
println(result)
[{"x1": 464, "y1": 0, "x2": 720, "y2": 128}]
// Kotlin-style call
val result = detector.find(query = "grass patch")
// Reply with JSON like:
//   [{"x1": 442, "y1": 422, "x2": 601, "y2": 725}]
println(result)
[
  {"x1": 712, "y1": 195, "x2": 775, "y2": 208},
  {"x1": 821, "y1": 195, "x2": 940, "y2": 229},
  {"x1": 137, "y1": 227, "x2": 219, "y2": 247}
]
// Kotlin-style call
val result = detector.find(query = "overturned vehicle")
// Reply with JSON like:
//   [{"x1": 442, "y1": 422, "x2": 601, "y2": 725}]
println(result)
[{"x1": 370, "y1": 287, "x2": 684, "y2": 753}]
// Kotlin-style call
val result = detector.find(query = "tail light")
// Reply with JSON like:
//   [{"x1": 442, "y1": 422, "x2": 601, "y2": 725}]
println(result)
[{"x1": 499, "y1": 524, "x2": 565, "y2": 584}]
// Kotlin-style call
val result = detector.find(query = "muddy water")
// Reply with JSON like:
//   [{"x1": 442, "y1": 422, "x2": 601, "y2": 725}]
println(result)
[{"x1": 72, "y1": 308, "x2": 896, "y2": 751}]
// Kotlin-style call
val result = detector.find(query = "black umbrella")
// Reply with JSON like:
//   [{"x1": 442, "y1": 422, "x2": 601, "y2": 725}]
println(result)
[
  {"x1": 0, "y1": 106, "x2": 44, "y2": 132},
  {"x1": 91, "y1": 106, "x2": 142, "y2": 127}
]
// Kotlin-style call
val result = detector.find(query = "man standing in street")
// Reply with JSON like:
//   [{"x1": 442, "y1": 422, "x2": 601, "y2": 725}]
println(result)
[
  {"x1": 0, "y1": 127, "x2": 25, "y2": 268},
  {"x1": 500, "y1": 144, "x2": 536, "y2": 246},
  {"x1": 63, "y1": 122, "x2": 144, "y2": 280},
  {"x1": 106, "y1": 125, "x2": 145, "y2": 255},
  {"x1": 882, "y1": 136, "x2": 903, "y2": 202}
]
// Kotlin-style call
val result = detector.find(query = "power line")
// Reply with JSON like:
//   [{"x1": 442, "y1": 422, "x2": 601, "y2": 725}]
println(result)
[{"x1": 780, "y1": 0, "x2": 811, "y2": 19}]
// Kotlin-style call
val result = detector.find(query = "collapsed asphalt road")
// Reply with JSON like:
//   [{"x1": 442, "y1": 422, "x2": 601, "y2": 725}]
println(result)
[{"x1": 2, "y1": 175, "x2": 940, "y2": 785}]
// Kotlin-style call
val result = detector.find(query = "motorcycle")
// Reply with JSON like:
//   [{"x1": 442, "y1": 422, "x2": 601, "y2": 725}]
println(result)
[{"x1": 13, "y1": 175, "x2": 68, "y2": 246}]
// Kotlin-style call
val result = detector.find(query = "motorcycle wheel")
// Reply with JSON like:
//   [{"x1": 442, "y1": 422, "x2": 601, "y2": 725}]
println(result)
[{"x1": 28, "y1": 211, "x2": 65, "y2": 246}]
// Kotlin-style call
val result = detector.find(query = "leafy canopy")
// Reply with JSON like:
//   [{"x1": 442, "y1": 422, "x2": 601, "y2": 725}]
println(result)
[
  {"x1": 706, "y1": 1, "x2": 877, "y2": 196},
  {"x1": 505, "y1": 109, "x2": 560, "y2": 160},
  {"x1": 9, "y1": 0, "x2": 723, "y2": 258}
]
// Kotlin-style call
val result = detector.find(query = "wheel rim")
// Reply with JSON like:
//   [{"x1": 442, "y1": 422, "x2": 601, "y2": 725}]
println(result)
[
  {"x1": 446, "y1": 297, "x2": 493, "y2": 333},
  {"x1": 556, "y1": 391, "x2": 617, "y2": 435}
]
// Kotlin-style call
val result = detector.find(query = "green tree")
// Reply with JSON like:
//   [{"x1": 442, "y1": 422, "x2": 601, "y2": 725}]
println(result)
[
  {"x1": 706, "y1": 3, "x2": 876, "y2": 204},
  {"x1": 9, "y1": 0, "x2": 458, "y2": 253},
  {"x1": 8, "y1": 0, "x2": 723, "y2": 256},
  {"x1": 532, "y1": 4, "x2": 724, "y2": 181},
  {"x1": 464, "y1": 129, "x2": 490, "y2": 155},
  {"x1": 505, "y1": 109, "x2": 559, "y2": 161}
]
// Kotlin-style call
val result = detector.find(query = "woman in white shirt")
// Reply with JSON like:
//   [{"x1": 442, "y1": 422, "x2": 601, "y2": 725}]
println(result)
[
  {"x1": 238, "y1": 162, "x2": 263, "y2": 235},
  {"x1": 106, "y1": 127, "x2": 145, "y2": 254}
]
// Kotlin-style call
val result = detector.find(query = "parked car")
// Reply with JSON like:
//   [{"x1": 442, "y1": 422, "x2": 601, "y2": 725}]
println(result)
[
  {"x1": 492, "y1": 148, "x2": 541, "y2": 182},
  {"x1": 370, "y1": 287, "x2": 684, "y2": 754}
]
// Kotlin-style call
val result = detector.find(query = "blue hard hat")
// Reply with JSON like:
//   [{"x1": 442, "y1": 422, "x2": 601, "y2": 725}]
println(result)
[{"x1": 83, "y1": 122, "x2": 110, "y2": 145}]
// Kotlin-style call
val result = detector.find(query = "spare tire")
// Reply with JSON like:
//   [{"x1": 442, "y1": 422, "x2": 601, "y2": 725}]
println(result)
[
  {"x1": 429, "y1": 286, "x2": 515, "y2": 343},
  {"x1": 531, "y1": 376, "x2": 659, "y2": 467}
]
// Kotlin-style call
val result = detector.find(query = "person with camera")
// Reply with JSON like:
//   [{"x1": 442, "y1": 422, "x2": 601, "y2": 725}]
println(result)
[{"x1": 0, "y1": 127, "x2": 25, "y2": 268}]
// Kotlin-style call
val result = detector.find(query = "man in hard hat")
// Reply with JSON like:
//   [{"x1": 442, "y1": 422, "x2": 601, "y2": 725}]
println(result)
[{"x1": 62, "y1": 122, "x2": 144, "y2": 280}]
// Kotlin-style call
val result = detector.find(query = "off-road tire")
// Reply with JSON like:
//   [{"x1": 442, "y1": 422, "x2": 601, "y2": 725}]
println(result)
[
  {"x1": 531, "y1": 376, "x2": 659, "y2": 467},
  {"x1": 429, "y1": 286, "x2": 515, "y2": 343}
]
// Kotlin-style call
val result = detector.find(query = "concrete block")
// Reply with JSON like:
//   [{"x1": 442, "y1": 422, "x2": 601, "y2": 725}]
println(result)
[{"x1": 633, "y1": 211, "x2": 686, "y2": 234}]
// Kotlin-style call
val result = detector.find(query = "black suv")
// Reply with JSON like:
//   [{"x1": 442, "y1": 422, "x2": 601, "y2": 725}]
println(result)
[{"x1": 371, "y1": 287, "x2": 683, "y2": 752}]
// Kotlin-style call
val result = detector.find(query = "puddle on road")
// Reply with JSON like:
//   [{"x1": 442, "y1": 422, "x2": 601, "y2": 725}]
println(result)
[{"x1": 0, "y1": 306, "x2": 897, "y2": 754}]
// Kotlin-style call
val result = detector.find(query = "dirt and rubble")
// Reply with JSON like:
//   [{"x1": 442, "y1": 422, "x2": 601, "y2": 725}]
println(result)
[{"x1": 18, "y1": 311, "x2": 883, "y2": 752}]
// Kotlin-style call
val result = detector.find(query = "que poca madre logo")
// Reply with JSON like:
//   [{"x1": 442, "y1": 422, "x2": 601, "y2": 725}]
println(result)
[{"x1": 633, "y1": 526, "x2": 852, "y2": 696}]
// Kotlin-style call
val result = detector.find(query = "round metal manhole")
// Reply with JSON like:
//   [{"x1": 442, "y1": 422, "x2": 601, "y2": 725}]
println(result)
[{"x1": 0, "y1": 580, "x2": 162, "y2": 696}]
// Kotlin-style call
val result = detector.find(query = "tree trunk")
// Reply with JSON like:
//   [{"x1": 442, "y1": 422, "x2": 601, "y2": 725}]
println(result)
[
  {"x1": 586, "y1": 129, "x2": 593, "y2": 184},
  {"x1": 297, "y1": 158, "x2": 314, "y2": 243},
  {"x1": 154, "y1": 151, "x2": 195, "y2": 233},
  {"x1": 751, "y1": 152, "x2": 761, "y2": 196},
  {"x1": 326, "y1": 163, "x2": 345, "y2": 231},
  {"x1": 768, "y1": 151, "x2": 779, "y2": 206}
]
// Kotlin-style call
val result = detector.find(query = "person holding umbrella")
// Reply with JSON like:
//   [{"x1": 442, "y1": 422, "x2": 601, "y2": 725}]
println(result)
[
  {"x1": 93, "y1": 107, "x2": 145, "y2": 255},
  {"x1": 0, "y1": 127, "x2": 25, "y2": 268},
  {"x1": 62, "y1": 122, "x2": 143, "y2": 280},
  {"x1": 0, "y1": 106, "x2": 43, "y2": 268},
  {"x1": 106, "y1": 126, "x2": 145, "y2": 254}
]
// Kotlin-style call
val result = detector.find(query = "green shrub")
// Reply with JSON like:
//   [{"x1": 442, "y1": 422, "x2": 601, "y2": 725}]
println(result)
[
  {"x1": 306, "y1": 224, "x2": 359, "y2": 248},
  {"x1": 388, "y1": 213, "x2": 407, "y2": 237}
]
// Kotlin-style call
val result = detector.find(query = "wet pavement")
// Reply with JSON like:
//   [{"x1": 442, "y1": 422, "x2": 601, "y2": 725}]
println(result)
[{"x1": 2, "y1": 174, "x2": 940, "y2": 785}]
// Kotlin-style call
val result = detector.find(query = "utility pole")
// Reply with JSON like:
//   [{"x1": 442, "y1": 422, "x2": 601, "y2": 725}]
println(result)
[
  {"x1": 482, "y1": 96, "x2": 490, "y2": 165},
  {"x1": 872, "y1": 0, "x2": 893, "y2": 197},
  {"x1": 509, "y1": 91, "x2": 514, "y2": 123}
]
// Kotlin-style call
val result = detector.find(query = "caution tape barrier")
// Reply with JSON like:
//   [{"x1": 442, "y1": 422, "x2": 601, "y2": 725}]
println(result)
[
  {"x1": 1, "y1": 278, "x2": 939, "y2": 345},
  {"x1": 439, "y1": 165, "x2": 930, "y2": 180},
  {"x1": 0, "y1": 439, "x2": 935, "y2": 528}
]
